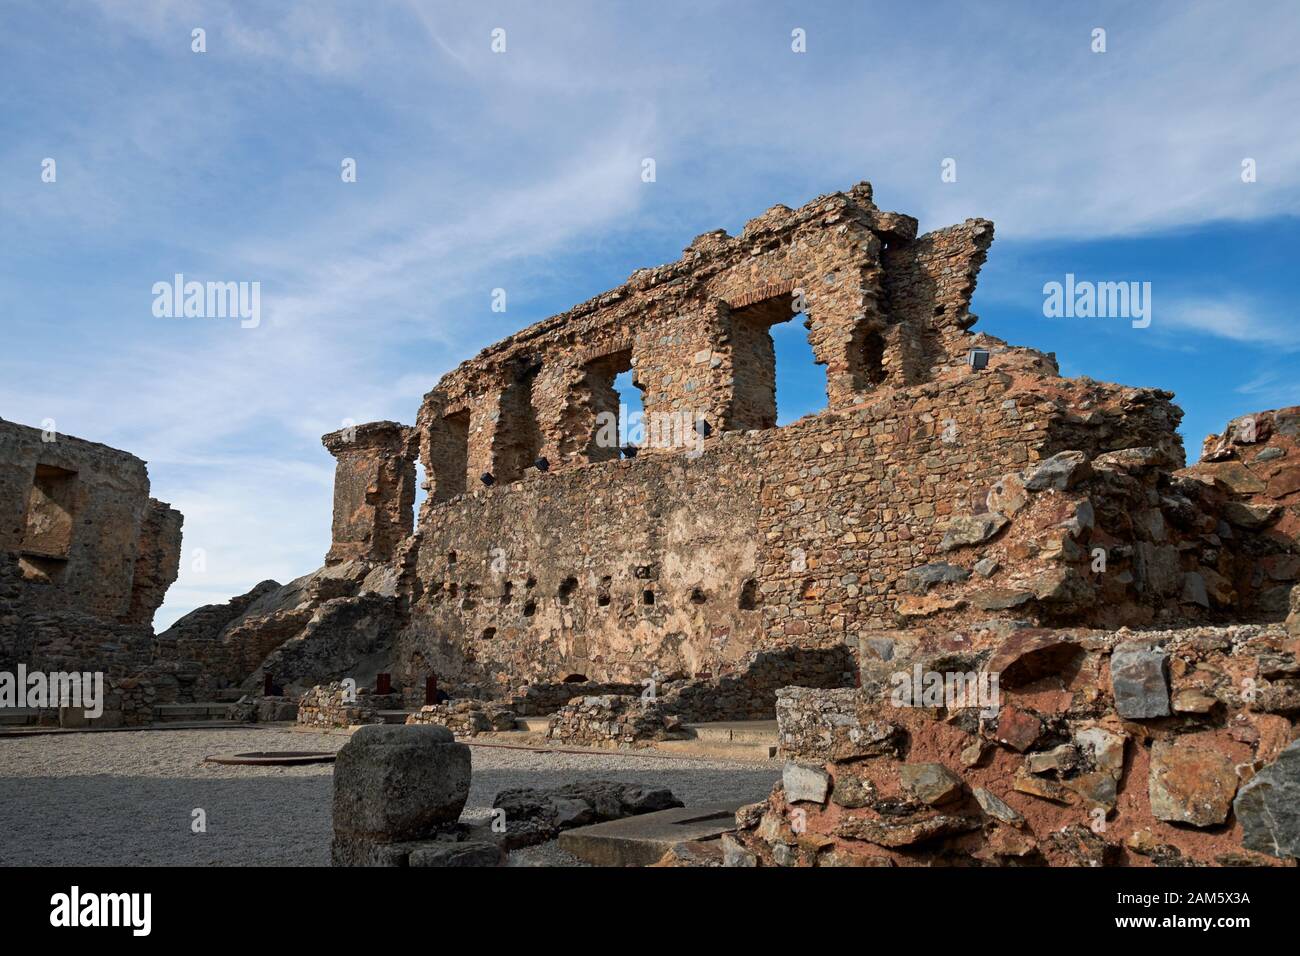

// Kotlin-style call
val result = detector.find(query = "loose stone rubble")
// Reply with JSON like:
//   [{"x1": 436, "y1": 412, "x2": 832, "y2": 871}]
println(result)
[
  {"x1": 730, "y1": 619, "x2": 1300, "y2": 866},
  {"x1": 5, "y1": 180, "x2": 1300, "y2": 866}
]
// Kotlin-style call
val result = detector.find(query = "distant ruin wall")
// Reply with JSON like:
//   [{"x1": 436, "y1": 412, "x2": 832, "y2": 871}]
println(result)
[
  {"x1": 396, "y1": 367, "x2": 1182, "y2": 697},
  {"x1": 0, "y1": 419, "x2": 182, "y2": 626},
  {"x1": 0, "y1": 419, "x2": 182, "y2": 678}
]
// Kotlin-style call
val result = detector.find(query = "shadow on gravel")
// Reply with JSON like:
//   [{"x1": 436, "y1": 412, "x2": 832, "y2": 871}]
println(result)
[
  {"x1": 1, "y1": 761, "x2": 778, "y2": 866},
  {"x1": 0, "y1": 775, "x2": 333, "y2": 866}
]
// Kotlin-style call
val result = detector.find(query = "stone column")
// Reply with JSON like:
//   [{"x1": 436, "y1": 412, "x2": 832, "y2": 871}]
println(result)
[{"x1": 322, "y1": 421, "x2": 415, "y2": 566}]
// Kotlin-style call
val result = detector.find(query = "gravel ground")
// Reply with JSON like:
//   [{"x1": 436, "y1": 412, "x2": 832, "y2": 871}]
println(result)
[{"x1": 0, "y1": 728, "x2": 778, "y2": 866}]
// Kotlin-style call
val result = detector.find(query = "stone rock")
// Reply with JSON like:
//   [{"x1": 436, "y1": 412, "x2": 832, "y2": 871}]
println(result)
[
  {"x1": 831, "y1": 773, "x2": 875, "y2": 809},
  {"x1": 734, "y1": 801, "x2": 765, "y2": 831},
  {"x1": 973, "y1": 787, "x2": 1024, "y2": 826},
  {"x1": 895, "y1": 593, "x2": 966, "y2": 618},
  {"x1": 1023, "y1": 450, "x2": 1092, "y2": 491},
  {"x1": 1024, "y1": 744, "x2": 1078, "y2": 775},
  {"x1": 1206, "y1": 461, "x2": 1266, "y2": 495},
  {"x1": 899, "y1": 763, "x2": 963, "y2": 805},
  {"x1": 1064, "y1": 772, "x2": 1118, "y2": 812},
  {"x1": 835, "y1": 813, "x2": 980, "y2": 847},
  {"x1": 720, "y1": 832, "x2": 757, "y2": 867},
  {"x1": 973, "y1": 557, "x2": 1000, "y2": 578},
  {"x1": 331, "y1": 724, "x2": 471, "y2": 866},
  {"x1": 1074, "y1": 726, "x2": 1127, "y2": 779},
  {"x1": 939, "y1": 513, "x2": 1008, "y2": 551},
  {"x1": 993, "y1": 705, "x2": 1043, "y2": 752},
  {"x1": 490, "y1": 780, "x2": 682, "y2": 850},
  {"x1": 1223, "y1": 500, "x2": 1280, "y2": 530},
  {"x1": 986, "y1": 473, "x2": 1029, "y2": 516},
  {"x1": 1234, "y1": 739, "x2": 1300, "y2": 859},
  {"x1": 1181, "y1": 572, "x2": 1209, "y2": 608},
  {"x1": 1287, "y1": 584, "x2": 1300, "y2": 638},
  {"x1": 1110, "y1": 643, "x2": 1170, "y2": 718},
  {"x1": 1148, "y1": 739, "x2": 1238, "y2": 827},
  {"x1": 901, "y1": 562, "x2": 970, "y2": 595},
  {"x1": 771, "y1": 842, "x2": 799, "y2": 866},
  {"x1": 409, "y1": 841, "x2": 504, "y2": 867},
  {"x1": 970, "y1": 588, "x2": 1035, "y2": 611},
  {"x1": 652, "y1": 841, "x2": 724, "y2": 867},
  {"x1": 783, "y1": 762, "x2": 830, "y2": 804},
  {"x1": 1012, "y1": 771, "x2": 1074, "y2": 805},
  {"x1": 1047, "y1": 823, "x2": 1112, "y2": 866},
  {"x1": 1172, "y1": 688, "x2": 1217, "y2": 714}
]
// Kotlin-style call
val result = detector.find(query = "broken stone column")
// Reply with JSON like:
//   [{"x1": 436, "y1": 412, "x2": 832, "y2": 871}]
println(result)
[
  {"x1": 331, "y1": 724, "x2": 477, "y2": 866},
  {"x1": 321, "y1": 421, "x2": 415, "y2": 566}
]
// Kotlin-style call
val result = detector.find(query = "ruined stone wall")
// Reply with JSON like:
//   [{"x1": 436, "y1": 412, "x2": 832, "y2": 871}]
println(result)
[
  {"x1": 411, "y1": 183, "x2": 943, "y2": 512},
  {"x1": 0, "y1": 420, "x2": 182, "y2": 683},
  {"x1": 0, "y1": 419, "x2": 182, "y2": 626},
  {"x1": 396, "y1": 359, "x2": 1184, "y2": 698}
]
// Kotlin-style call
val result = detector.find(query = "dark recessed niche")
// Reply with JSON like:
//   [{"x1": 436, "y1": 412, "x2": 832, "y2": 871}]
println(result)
[
  {"x1": 642, "y1": 589, "x2": 655, "y2": 606},
  {"x1": 523, "y1": 599, "x2": 536, "y2": 617},
  {"x1": 689, "y1": 587, "x2": 707, "y2": 605},
  {"x1": 558, "y1": 576, "x2": 577, "y2": 605},
  {"x1": 739, "y1": 578, "x2": 760, "y2": 610},
  {"x1": 480, "y1": 627, "x2": 496, "y2": 640}
]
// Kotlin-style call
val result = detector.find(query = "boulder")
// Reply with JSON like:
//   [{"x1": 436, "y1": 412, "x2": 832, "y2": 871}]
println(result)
[{"x1": 331, "y1": 724, "x2": 471, "y2": 865}]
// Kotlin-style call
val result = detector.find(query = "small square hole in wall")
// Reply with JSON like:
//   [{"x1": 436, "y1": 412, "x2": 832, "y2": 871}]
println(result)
[
  {"x1": 523, "y1": 599, "x2": 537, "y2": 617},
  {"x1": 642, "y1": 589, "x2": 655, "y2": 605},
  {"x1": 558, "y1": 576, "x2": 577, "y2": 606}
]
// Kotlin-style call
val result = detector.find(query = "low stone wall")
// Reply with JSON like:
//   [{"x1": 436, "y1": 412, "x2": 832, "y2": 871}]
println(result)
[
  {"x1": 406, "y1": 700, "x2": 516, "y2": 736},
  {"x1": 507, "y1": 680, "x2": 643, "y2": 717},
  {"x1": 296, "y1": 683, "x2": 401, "y2": 729},
  {"x1": 546, "y1": 694, "x2": 682, "y2": 747},
  {"x1": 227, "y1": 694, "x2": 299, "y2": 723},
  {"x1": 731, "y1": 622, "x2": 1300, "y2": 866},
  {"x1": 656, "y1": 645, "x2": 854, "y2": 722}
]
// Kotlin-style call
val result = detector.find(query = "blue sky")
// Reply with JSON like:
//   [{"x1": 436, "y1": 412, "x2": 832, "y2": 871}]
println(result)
[{"x1": 2, "y1": 0, "x2": 1298, "y2": 629}]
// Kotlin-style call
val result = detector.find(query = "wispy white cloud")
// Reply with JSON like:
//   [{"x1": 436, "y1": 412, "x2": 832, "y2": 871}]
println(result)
[{"x1": 1156, "y1": 298, "x2": 1298, "y2": 350}]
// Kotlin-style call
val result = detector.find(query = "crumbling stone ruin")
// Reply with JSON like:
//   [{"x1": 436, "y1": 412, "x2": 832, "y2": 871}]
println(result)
[
  {"x1": 0, "y1": 419, "x2": 183, "y2": 724},
  {"x1": 7, "y1": 180, "x2": 1300, "y2": 865}
]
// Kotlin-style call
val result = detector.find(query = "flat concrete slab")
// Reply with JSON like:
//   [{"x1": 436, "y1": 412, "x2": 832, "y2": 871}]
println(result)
[
  {"x1": 558, "y1": 802, "x2": 741, "y2": 866},
  {"x1": 514, "y1": 716, "x2": 552, "y2": 733},
  {"x1": 683, "y1": 720, "x2": 778, "y2": 744}
]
